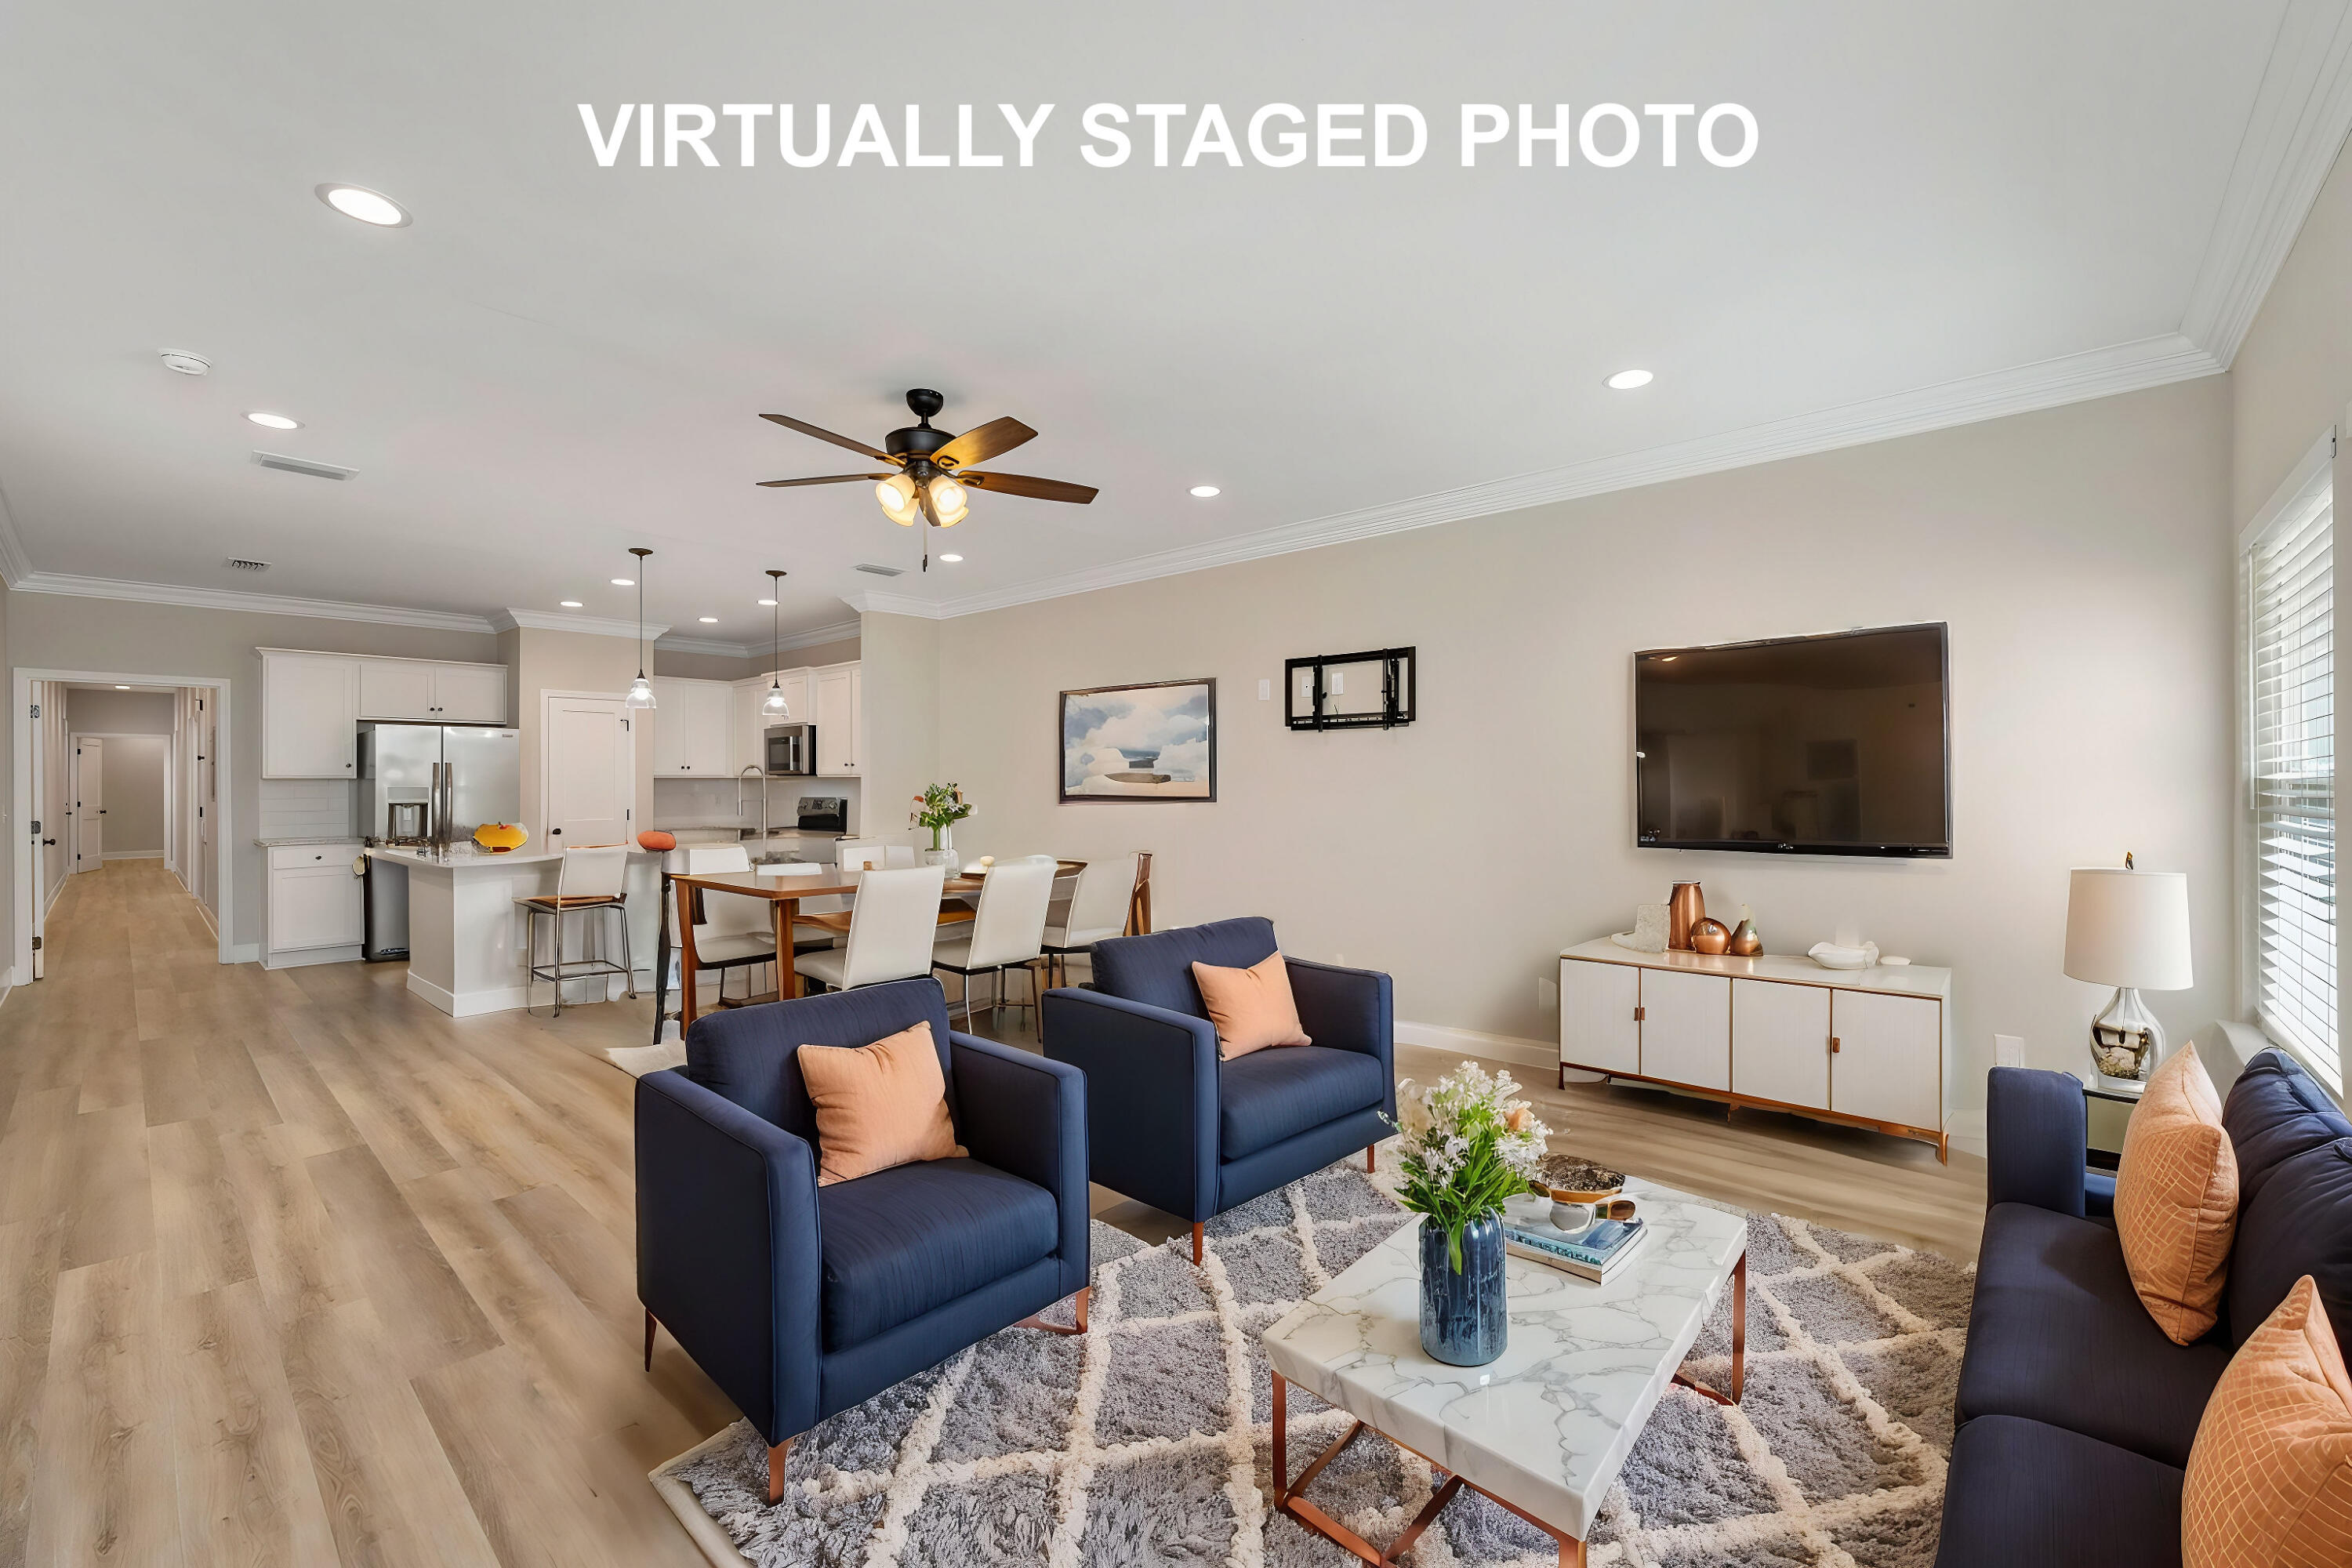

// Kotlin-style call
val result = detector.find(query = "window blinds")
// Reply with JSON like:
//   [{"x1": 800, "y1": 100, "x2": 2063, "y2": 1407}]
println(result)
[{"x1": 2249, "y1": 469, "x2": 2339, "y2": 1092}]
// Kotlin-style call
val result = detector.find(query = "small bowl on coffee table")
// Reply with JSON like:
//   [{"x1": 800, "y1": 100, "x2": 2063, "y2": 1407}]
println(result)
[{"x1": 1531, "y1": 1153, "x2": 1628, "y2": 1235}]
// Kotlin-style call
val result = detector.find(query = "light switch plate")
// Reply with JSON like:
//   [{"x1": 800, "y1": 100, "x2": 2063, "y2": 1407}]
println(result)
[
  {"x1": 1258, "y1": 678, "x2": 1270, "y2": 700},
  {"x1": 1995, "y1": 1033, "x2": 2025, "y2": 1069},
  {"x1": 1331, "y1": 670, "x2": 1345, "y2": 694}
]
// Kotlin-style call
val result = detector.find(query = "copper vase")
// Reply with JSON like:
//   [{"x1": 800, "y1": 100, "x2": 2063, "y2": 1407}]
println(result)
[{"x1": 1667, "y1": 882, "x2": 1705, "y2": 950}]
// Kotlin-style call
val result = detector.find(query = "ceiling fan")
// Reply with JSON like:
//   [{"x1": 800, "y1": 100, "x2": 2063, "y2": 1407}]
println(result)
[{"x1": 757, "y1": 389, "x2": 1098, "y2": 569}]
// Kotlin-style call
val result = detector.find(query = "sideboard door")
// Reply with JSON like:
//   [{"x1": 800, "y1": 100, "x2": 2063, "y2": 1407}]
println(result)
[
  {"x1": 1732, "y1": 978, "x2": 1831, "y2": 1111},
  {"x1": 1639, "y1": 969, "x2": 1732, "y2": 1091},
  {"x1": 1830, "y1": 990, "x2": 1943, "y2": 1133},
  {"x1": 1559, "y1": 959, "x2": 1640, "y2": 1075}
]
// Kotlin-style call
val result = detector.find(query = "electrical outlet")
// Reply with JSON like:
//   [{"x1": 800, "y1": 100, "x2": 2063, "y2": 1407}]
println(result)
[
  {"x1": 1537, "y1": 977, "x2": 1559, "y2": 1008},
  {"x1": 1995, "y1": 1033, "x2": 2025, "y2": 1069},
  {"x1": 1257, "y1": 678, "x2": 1270, "y2": 700}
]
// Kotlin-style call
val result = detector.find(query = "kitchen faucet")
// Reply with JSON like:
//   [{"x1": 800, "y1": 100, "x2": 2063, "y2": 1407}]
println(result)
[{"x1": 736, "y1": 765, "x2": 770, "y2": 848}]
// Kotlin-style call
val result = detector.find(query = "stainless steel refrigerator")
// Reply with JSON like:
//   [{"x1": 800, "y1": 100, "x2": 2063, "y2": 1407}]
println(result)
[{"x1": 358, "y1": 724, "x2": 522, "y2": 960}]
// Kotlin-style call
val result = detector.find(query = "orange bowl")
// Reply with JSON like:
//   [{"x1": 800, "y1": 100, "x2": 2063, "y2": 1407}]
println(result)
[
  {"x1": 472, "y1": 822, "x2": 528, "y2": 854},
  {"x1": 637, "y1": 829, "x2": 677, "y2": 852}
]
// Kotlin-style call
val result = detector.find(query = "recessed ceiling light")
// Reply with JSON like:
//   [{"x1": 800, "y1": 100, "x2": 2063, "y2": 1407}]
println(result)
[
  {"x1": 559, "y1": 600, "x2": 583, "y2": 608},
  {"x1": 114, "y1": 684, "x2": 130, "y2": 691},
  {"x1": 1189, "y1": 485, "x2": 1221, "y2": 498},
  {"x1": 245, "y1": 411, "x2": 301, "y2": 430},
  {"x1": 699, "y1": 616, "x2": 718, "y2": 623},
  {"x1": 158, "y1": 350, "x2": 210, "y2": 376},
  {"x1": 1606, "y1": 368, "x2": 1654, "y2": 390},
  {"x1": 317, "y1": 183, "x2": 411, "y2": 227},
  {"x1": 610, "y1": 577, "x2": 634, "y2": 587},
  {"x1": 939, "y1": 553, "x2": 964, "y2": 563},
  {"x1": 757, "y1": 597, "x2": 777, "y2": 607}
]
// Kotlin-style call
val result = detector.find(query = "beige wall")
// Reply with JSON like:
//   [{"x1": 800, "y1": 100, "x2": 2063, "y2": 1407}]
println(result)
[
  {"x1": 857, "y1": 614, "x2": 938, "y2": 848},
  {"x1": 9, "y1": 593, "x2": 499, "y2": 956},
  {"x1": 931, "y1": 376, "x2": 2237, "y2": 1129},
  {"x1": 2232, "y1": 138, "x2": 2352, "y2": 527},
  {"x1": 503, "y1": 626, "x2": 652, "y2": 848},
  {"x1": 67, "y1": 688, "x2": 175, "y2": 734}
]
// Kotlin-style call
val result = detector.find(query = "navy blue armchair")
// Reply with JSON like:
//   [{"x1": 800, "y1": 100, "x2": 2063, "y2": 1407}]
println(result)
[
  {"x1": 1042, "y1": 916, "x2": 1394, "y2": 1262},
  {"x1": 636, "y1": 976, "x2": 1088, "y2": 1503}
]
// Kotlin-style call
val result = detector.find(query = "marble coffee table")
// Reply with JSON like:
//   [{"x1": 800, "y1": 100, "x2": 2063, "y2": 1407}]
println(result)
[{"x1": 1261, "y1": 1178, "x2": 1748, "y2": 1566}]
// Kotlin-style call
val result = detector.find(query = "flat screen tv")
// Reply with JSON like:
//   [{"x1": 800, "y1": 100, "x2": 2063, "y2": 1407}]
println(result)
[{"x1": 1635, "y1": 623, "x2": 1950, "y2": 858}]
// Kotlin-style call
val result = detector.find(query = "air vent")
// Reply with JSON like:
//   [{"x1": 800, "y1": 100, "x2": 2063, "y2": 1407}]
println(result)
[
  {"x1": 223, "y1": 558, "x2": 270, "y2": 573},
  {"x1": 251, "y1": 450, "x2": 356, "y2": 481},
  {"x1": 854, "y1": 562, "x2": 905, "y2": 577}
]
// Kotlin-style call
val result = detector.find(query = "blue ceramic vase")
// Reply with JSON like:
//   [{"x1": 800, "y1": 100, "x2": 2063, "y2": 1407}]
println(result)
[{"x1": 1418, "y1": 1213, "x2": 1508, "y2": 1366}]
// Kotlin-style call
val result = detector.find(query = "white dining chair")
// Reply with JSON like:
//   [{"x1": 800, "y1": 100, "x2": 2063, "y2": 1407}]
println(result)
[
  {"x1": 833, "y1": 837, "x2": 885, "y2": 872},
  {"x1": 673, "y1": 844, "x2": 779, "y2": 1007},
  {"x1": 1040, "y1": 851, "x2": 1141, "y2": 990},
  {"x1": 517, "y1": 843, "x2": 634, "y2": 1018},
  {"x1": 931, "y1": 855, "x2": 1058, "y2": 1028},
  {"x1": 793, "y1": 865, "x2": 949, "y2": 993}
]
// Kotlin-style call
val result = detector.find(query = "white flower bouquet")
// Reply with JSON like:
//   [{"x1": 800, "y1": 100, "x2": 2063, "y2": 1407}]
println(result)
[{"x1": 1385, "y1": 1062, "x2": 1553, "y2": 1272}]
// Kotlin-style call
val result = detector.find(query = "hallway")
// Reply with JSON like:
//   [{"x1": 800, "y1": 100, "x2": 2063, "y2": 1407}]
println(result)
[{"x1": 0, "y1": 859, "x2": 723, "y2": 1566}]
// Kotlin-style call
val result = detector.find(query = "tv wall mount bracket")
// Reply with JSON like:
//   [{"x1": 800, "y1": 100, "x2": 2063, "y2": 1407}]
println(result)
[{"x1": 1284, "y1": 646, "x2": 1417, "y2": 731}]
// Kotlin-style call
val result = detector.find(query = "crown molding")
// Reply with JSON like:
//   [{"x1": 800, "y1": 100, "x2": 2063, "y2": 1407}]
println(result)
[
  {"x1": 492, "y1": 608, "x2": 670, "y2": 640},
  {"x1": 841, "y1": 590, "x2": 945, "y2": 620},
  {"x1": 2180, "y1": 0, "x2": 2352, "y2": 365},
  {"x1": 653, "y1": 634, "x2": 748, "y2": 657},
  {"x1": 14, "y1": 571, "x2": 502, "y2": 632},
  {"x1": 917, "y1": 332, "x2": 2224, "y2": 620},
  {"x1": 655, "y1": 617, "x2": 862, "y2": 660}
]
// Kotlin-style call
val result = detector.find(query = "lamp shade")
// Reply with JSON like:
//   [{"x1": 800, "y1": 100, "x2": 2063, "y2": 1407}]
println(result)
[{"x1": 2063, "y1": 868, "x2": 2192, "y2": 990}]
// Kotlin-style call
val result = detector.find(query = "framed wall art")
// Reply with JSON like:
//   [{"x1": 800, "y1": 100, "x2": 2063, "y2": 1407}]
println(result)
[{"x1": 1059, "y1": 678, "x2": 1216, "y2": 802}]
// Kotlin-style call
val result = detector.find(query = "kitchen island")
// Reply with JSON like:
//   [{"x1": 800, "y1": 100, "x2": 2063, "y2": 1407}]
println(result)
[{"x1": 369, "y1": 844, "x2": 655, "y2": 1017}]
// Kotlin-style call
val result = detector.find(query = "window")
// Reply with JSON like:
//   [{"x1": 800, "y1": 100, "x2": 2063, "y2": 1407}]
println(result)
[{"x1": 2245, "y1": 434, "x2": 2339, "y2": 1094}]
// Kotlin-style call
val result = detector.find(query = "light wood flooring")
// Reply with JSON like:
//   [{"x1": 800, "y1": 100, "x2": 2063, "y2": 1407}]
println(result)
[{"x1": 0, "y1": 861, "x2": 1983, "y2": 1566}]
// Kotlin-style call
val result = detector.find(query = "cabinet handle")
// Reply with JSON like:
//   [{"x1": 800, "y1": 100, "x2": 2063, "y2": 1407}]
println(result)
[
  {"x1": 1829, "y1": 1036, "x2": 1841, "y2": 1054},
  {"x1": 1633, "y1": 1006, "x2": 1646, "y2": 1022}
]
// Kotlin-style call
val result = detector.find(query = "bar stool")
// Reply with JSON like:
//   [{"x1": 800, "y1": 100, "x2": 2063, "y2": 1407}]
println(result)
[{"x1": 517, "y1": 844, "x2": 634, "y2": 1018}]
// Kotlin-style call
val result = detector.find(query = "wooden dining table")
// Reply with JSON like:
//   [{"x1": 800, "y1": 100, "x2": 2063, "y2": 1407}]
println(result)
[{"x1": 652, "y1": 854, "x2": 1152, "y2": 1042}]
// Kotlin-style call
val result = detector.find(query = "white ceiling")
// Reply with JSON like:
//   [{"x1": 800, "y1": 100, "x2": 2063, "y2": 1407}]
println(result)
[{"x1": 0, "y1": 2, "x2": 2343, "y2": 646}]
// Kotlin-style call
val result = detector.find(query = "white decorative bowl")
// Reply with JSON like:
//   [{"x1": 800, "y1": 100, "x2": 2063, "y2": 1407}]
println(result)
[{"x1": 1808, "y1": 941, "x2": 1880, "y2": 971}]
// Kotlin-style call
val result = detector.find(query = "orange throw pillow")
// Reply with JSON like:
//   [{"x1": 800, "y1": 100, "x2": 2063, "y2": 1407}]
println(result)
[
  {"x1": 2183, "y1": 1276, "x2": 2352, "y2": 1567},
  {"x1": 796, "y1": 1021, "x2": 965, "y2": 1186},
  {"x1": 2114, "y1": 1043, "x2": 2239, "y2": 1344},
  {"x1": 1191, "y1": 953, "x2": 1312, "y2": 1060}
]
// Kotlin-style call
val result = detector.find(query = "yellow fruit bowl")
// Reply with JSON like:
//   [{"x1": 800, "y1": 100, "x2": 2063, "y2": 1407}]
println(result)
[{"x1": 472, "y1": 822, "x2": 528, "y2": 854}]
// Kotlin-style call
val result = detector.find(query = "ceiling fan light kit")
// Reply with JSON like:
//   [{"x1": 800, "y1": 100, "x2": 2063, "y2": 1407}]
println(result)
[{"x1": 760, "y1": 387, "x2": 1097, "y2": 569}]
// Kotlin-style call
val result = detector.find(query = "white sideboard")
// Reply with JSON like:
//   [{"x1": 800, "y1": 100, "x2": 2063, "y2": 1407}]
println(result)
[{"x1": 1558, "y1": 938, "x2": 1954, "y2": 1160}]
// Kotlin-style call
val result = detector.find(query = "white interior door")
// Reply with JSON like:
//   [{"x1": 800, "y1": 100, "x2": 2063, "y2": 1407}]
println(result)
[
  {"x1": 1638, "y1": 968, "x2": 1731, "y2": 1091},
  {"x1": 73, "y1": 737, "x2": 103, "y2": 872},
  {"x1": 543, "y1": 695, "x2": 633, "y2": 848}
]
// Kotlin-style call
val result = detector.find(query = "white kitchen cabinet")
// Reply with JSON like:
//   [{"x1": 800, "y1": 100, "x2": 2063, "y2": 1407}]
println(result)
[
  {"x1": 262, "y1": 652, "x2": 361, "y2": 778},
  {"x1": 1636, "y1": 968, "x2": 1730, "y2": 1091},
  {"x1": 1556, "y1": 940, "x2": 1952, "y2": 1158},
  {"x1": 1557, "y1": 956, "x2": 1639, "y2": 1075},
  {"x1": 267, "y1": 847, "x2": 363, "y2": 953},
  {"x1": 358, "y1": 659, "x2": 436, "y2": 720},
  {"x1": 651, "y1": 678, "x2": 732, "y2": 776},
  {"x1": 814, "y1": 661, "x2": 862, "y2": 776},
  {"x1": 1830, "y1": 990, "x2": 1944, "y2": 1133},
  {"x1": 731, "y1": 669, "x2": 815, "y2": 773},
  {"x1": 430, "y1": 662, "x2": 508, "y2": 722},
  {"x1": 1732, "y1": 978, "x2": 1831, "y2": 1111}
]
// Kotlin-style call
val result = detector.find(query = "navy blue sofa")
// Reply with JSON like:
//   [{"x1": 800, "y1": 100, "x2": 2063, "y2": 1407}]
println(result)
[
  {"x1": 636, "y1": 977, "x2": 1090, "y2": 1502},
  {"x1": 1041, "y1": 916, "x2": 1396, "y2": 1262},
  {"x1": 1935, "y1": 1049, "x2": 2352, "y2": 1566}
]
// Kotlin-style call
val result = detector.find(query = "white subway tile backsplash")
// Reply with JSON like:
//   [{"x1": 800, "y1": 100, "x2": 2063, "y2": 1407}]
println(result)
[{"x1": 258, "y1": 779, "x2": 357, "y2": 839}]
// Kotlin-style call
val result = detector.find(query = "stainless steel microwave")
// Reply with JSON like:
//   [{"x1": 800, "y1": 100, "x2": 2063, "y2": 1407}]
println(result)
[{"x1": 763, "y1": 723, "x2": 817, "y2": 776}]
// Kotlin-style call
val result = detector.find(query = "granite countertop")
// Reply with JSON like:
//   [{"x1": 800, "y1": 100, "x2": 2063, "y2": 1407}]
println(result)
[
  {"x1": 368, "y1": 845, "x2": 567, "y2": 869},
  {"x1": 254, "y1": 836, "x2": 365, "y2": 848}
]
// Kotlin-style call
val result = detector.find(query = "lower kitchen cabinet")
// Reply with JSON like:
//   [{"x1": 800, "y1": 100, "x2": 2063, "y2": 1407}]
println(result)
[{"x1": 266, "y1": 844, "x2": 364, "y2": 960}]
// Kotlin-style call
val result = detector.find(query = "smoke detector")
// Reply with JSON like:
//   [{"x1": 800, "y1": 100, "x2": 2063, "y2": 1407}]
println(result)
[
  {"x1": 251, "y1": 450, "x2": 356, "y2": 481},
  {"x1": 854, "y1": 562, "x2": 905, "y2": 577},
  {"x1": 159, "y1": 350, "x2": 211, "y2": 376},
  {"x1": 223, "y1": 557, "x2": 270, "y2": 572}
]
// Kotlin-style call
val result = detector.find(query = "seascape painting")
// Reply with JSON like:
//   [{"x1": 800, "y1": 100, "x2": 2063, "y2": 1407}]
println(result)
[{"x1": 1059, "y1": 679, "x2": 1216, "y2": 801}]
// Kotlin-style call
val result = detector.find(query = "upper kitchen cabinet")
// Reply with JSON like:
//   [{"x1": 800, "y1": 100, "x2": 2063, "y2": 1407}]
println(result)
[
  {"x1": 651, "y1": 677, "x2": 732, "y2": 776},
  {"x1": 357, "y1": 658, "x2": 508, "y2": 723},
  {"x1": 730, "y1": 667, "x2": 815, "y2": 773},
  {"x1": 813, "y1": 661, "x2": 862, "y2": 776},
  {"x1": 262, "y1": 652, "x2": 361, "y2": 778}
]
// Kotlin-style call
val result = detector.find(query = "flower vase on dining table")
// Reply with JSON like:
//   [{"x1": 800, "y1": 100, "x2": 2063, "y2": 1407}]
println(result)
[{"x1": 924, "y1": 823, "x2": 956, "y2": 870}]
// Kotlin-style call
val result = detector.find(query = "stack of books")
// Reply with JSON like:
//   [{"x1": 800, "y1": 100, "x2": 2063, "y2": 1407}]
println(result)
[{"x1": 1501, "y1": 1196, "x2": 1650, "y2": 1282}]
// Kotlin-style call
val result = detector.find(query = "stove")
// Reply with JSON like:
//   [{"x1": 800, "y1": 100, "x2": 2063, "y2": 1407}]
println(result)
[{"x1": 797, "y1": 796, "x2": 848, "y2": 835}]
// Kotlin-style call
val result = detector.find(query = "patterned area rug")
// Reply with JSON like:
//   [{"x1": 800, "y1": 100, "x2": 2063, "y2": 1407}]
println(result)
[{"x1": 651, "y1": 1155, "x2": 1973, "y2": 1567}]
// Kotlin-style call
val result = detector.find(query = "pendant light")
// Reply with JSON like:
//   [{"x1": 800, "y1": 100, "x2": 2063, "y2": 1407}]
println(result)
[
  {"x1": 760, "y1": 569, "x2": 792, "y2": 718},
  {"x1": 623, "y1": 546, "x2": 655, "y2": 710}
]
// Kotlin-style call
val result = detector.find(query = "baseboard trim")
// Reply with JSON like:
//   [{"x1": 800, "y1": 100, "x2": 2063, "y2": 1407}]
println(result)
[
  {"x1": 263, "y1": 943, "x2": 362, "y2": 970},
  {"x1": 1395, "y1": 1019, "x2": 1558, "y2": 1072},
  {"x1": 224, "y1": 942, "x2": 261, "y2": 964},
  {"x1": 1944, "y1": 1110, "x2": 1987, "y2": 1161},
  {"x1": 101, "y1": 850, "x2": 164, "y2": 862}
]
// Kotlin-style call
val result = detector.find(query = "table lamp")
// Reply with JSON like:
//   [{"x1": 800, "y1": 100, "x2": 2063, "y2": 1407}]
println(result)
[{"x1": 2063, "y1": 856, "x2": 2192, "y2": 1090}]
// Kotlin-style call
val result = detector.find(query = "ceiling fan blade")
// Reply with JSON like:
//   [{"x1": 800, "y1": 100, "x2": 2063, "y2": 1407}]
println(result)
[
  {"x1": 756, "y1": 473, "x2": 894, "y2": 488},
  {"x1": 760, "y1": 413, "x2": 898, "y2": 464},
  {"x1": 934, "y1": 416, "x2": 1036, "y2": 470},
  {"x1": 917, "y1": 483, "x2": 942, "y2": 528},
  {"x1": 959, "y1": 470, "x2": 1099, "y2": 504}
]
